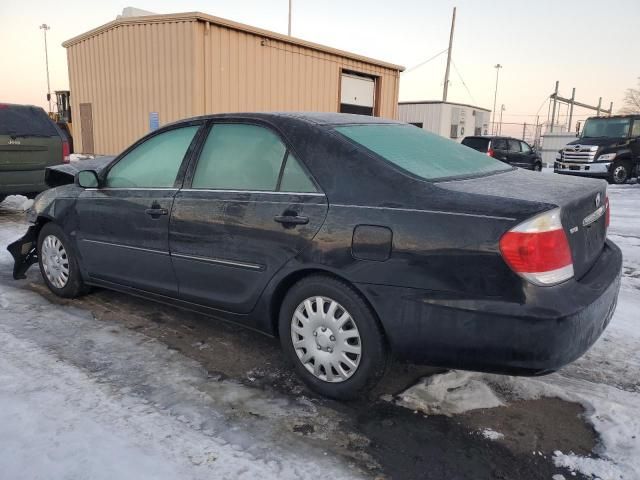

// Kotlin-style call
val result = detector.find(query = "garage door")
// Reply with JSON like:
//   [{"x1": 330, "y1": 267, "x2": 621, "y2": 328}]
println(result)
[{"x1": 340, "y1": 73, "x2": 375, "y2": 116}]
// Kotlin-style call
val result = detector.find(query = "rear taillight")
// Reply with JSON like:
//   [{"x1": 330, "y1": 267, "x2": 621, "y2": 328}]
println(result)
[
  {"x1": 499, "y1": 207, "x2": 574, "y2": 286},
  {"x1": 62, "y1": 141, "x2": 70, "y2": 164},
  {"x1": 487, "y1": 147, "x2": 495, "y2": 157},
  {"x1": 605, "y1": 195, "x2": 610, "y2": 229}
]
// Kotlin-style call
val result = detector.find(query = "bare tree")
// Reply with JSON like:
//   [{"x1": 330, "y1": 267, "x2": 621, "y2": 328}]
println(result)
[{"x1": 620, "y1": 77, "x2": 640, "y2": 114}]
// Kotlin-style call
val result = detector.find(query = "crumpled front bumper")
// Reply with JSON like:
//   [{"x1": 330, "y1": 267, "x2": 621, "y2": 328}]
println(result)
[{"x1": 7, "y1": 225, "x2": 39, "y2": 279}]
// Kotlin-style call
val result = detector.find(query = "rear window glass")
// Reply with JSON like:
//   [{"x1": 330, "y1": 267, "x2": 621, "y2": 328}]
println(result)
[
  {"x1": 0, "y1": 104, "x2": 58, "y2": 137},
  {"x1": 335, "y1": 124, "x2": 511, "y2": 181},
  {"x1": 461, "y1": 137, "x2": 489, "y2": 152}
]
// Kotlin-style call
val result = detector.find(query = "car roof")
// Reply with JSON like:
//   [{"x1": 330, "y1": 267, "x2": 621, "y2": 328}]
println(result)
[
  {"x1": 463, "y1": 135, "x2": 524, "y2": 141},
  {"x1": 585, "y1": 114, "x2": 640, "y2": 120},
  {"x1": 166, "y1": 112, "x2": 404, "y2": 128}
]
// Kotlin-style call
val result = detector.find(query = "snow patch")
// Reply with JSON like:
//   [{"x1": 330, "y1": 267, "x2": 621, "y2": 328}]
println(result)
[
  {"x1": 0, "y1": 195, "x2": 33, "y2": 211},
  {"x1": 480, "y1": 428, "x2": 504, "y2": 441},
  {"x1": 553, "y1": 451, "x2": 625, "y2": 480},
  {"x1": 397, "y1": 371, "x2": 504, "y2": 415}
]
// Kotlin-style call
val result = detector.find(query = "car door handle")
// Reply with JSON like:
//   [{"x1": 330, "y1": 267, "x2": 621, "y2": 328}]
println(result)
[
  {"x1": 145, "y1": 207, "x2": 168, "y2": 218},
  {"x1": 274, "y1": 214, "x2": 309, "y2": 226}
]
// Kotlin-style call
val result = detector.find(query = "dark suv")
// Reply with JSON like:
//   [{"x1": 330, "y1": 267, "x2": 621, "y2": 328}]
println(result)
[
  {"x1": 462, "y1": 136, "x2": 542, "y2": 171},
  {"x1": 0, "y1": 103, "x2": 69, "y2": 203}
]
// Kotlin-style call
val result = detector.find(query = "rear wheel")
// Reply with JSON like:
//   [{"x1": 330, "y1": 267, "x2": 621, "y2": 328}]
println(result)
[
  {"x1": 279, "y1": 275, "x2": 387, "y2": 400},
  {"x1": 38, "y1": 223, "x2": 88, "y2": 298},
  {"x1": 609, "y1": 161, "x2": 630, "y2": 185}
]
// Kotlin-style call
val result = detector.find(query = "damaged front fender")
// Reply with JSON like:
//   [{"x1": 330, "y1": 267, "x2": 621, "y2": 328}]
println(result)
[{"x1": 7, "y1": 225, "x2": 39, "y2": 280}]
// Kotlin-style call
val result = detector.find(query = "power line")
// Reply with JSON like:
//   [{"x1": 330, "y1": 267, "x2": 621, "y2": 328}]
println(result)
[
  {"x1": 402, "y1": 48, "x2": 449, "y2": 74},
  {"x1": 451, "y1": 60, "x2": 476, "y2": 105}
]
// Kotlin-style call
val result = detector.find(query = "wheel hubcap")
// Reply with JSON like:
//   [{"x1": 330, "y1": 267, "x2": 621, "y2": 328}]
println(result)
[
  {"x1": 41, "y1": 235, "x2": 69, "y2": 289},
  {"x1": 290, "y1": 296, "x2": 362, "y2": 383},
  {"x1": 614, "y1": 166, "x2": 626, "y2": 183}
]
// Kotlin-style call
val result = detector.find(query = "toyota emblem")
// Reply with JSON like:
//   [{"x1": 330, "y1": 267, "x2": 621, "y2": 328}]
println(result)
[
  {"x1": 573, "y1": 145, "x2": 581, "y2": 152},
  {"x1": 595, "y1": 193, "x2": 601, "y2": 208}
]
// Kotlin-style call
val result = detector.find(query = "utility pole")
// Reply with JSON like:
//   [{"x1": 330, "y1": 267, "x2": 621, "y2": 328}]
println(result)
[
  {"x1": 491, "y1": 64, "x2": 502, "y2": 135},
  {"x1": 40, "y1": 23, "x2": 52, "y2": 114},
  {"x1": 499, "y1": 104, "x2": 505, "y2": 135},
  {"x1": 442, "y1": 6, "x2": 456, "y2": 102},
  {"x1": 522, "y1": 122, "x2": 527, "y2": 141},
  {"x1": 567, "y1": 87, "x2": 575, "y2": 134},
  {"x1": 550, "y1": 81, "x2": 559, "y2": 133},
  {"x1": 288, "y1": 0, "x2": 292, "y2": 35}
]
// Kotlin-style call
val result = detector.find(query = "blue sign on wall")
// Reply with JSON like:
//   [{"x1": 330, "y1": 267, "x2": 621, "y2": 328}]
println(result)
[{"x1": 149, "y1": 112, "x2": 160, "y2": 132}]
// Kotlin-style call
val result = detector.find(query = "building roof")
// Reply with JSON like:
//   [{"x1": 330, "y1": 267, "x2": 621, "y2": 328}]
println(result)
[
  {"x1": 398, "y1": 100, "x2": 491, "y2": 112},
  {"x1": 62, "y1": 11, "x2": 404, "y2": 72}
]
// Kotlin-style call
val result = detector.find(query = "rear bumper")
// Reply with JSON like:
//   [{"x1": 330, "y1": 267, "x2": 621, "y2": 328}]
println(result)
[
  {"x1": 554, "y1": 160, "x2": 611, "y2": 178},
  {"x1": 358, "y1": 239, "x2": 622, "y2": 375}
]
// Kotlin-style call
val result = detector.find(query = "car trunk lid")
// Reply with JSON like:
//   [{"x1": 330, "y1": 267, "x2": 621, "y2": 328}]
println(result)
[{"x1": 438, "y1": 169, "x2": 608, "y2": 280}]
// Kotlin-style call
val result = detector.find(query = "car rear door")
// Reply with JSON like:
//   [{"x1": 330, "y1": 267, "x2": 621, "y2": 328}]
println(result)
[
  {"x1": 169, "y1": 121, "x2": 328, "y2": 314},
  {"x1": 490, "y1": 138, "x2": 509, "y2": 164},
  {"x1": 75, "y1": 122, "x2": 203, "y2": 296},
  {"x1": 0, "y1": 104, "x2": 62, "y2": 195}
]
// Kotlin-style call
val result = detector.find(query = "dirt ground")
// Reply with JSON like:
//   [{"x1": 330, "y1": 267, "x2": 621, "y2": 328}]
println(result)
[{"x1": 1, "y1": 205, "x2": 597, "y2": 479}]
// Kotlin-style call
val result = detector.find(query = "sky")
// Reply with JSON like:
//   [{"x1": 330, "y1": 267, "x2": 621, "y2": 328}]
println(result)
[{"x1": 1, "y1": 0, "x2": 639, "y2": 135}]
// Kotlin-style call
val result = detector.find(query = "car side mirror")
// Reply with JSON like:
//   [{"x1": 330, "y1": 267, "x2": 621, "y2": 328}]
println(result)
[{"x1": 76, "y1": 170, "x2": 100, "y2": 188}]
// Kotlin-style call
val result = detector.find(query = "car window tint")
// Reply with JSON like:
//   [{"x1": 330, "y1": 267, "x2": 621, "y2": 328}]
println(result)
[
  {"x1": 192, "y1": 124, "x2": 286, "y2": 191},
  {"x1": 507, "y1": 140, "x2": 521, "y2": 153},
  {"x1": 279, "y1": 154, "x2": 318, "y2": 193},
  {"x1": 335, "y1": 124, "x2": 511, "y2": 181},
  {"x1": 106, "y1": 126, "x2": 199, "y2": 188},
  {"x1": 461, "y1": 137, "x2": 490, "y2": 152},
  {"x1": 520, "y1": 141, "x2": 532, "y2": 153},
  {"x1": 492, "y1": 138, "x2": 508, "y2": 150}
]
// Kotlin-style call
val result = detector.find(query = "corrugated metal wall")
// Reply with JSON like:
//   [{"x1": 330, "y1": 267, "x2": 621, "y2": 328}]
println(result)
[
  {"x1": 66, "y1": 19, "x2": 400, "y2": 154},
  {"x1": 398, "y1": 103, "x2": 443, "y2": 134}
]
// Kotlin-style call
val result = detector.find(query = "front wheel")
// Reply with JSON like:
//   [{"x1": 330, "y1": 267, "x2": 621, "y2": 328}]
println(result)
[
  {"x1": 533, "y1": 162, "x2": 542, "y2": 172},
  {"x1": 279, "y1": 275, "x2": 387, "y2": 400},
  {"x1": 38, "y1": 223, "x2": 89, "y2": 298},
  {"x1": 609, "y1": 161, "x2": 630, "y2": 185}
]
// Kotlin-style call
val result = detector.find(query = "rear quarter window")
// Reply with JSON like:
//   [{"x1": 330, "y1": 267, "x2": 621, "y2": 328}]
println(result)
[
  {"x1": 0, "y1": 104, "x2": 58, "y2": 137},
  {"x1": 335, "y1": 124, "x2": 511, "y2": 181}
]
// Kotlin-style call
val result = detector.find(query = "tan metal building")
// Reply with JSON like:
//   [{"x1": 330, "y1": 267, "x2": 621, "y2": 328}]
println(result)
[{"x1": 63, "y1": 12, "x2": 404, "y2": 155}]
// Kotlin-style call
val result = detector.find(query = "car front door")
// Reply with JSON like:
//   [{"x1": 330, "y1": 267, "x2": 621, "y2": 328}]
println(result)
[
  {"x1": 75, "y1": 123, "x2": 203, "y2": 296},
  {"x1": 169, "y1": 121, "x2": 328, "y2": 314}
]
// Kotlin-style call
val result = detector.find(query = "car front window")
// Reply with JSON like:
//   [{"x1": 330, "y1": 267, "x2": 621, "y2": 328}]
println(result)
[
  {"x1": 334, "y1": 124, "x2": 511, "y2": 181},
  {"x1": 105, "y1": 126, "x2": 199, "y2": 188},
  {"x1": 582, "y1": 118, "x2": 631, "y2": 138}
]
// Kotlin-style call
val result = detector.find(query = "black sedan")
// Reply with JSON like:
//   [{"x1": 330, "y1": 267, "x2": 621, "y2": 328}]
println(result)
[{"x1": 8, "y1": 113, "x2": 621, "y2": 399}]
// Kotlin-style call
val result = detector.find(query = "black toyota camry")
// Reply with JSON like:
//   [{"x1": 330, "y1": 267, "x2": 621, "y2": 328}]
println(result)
[{"x1": 8, "y1": 113, "x2": 622, "y2": 399}]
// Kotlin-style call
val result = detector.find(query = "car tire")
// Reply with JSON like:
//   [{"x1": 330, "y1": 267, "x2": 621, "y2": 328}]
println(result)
[
  {"x1": 533, "y1": 162, "x2": 542, "y2": 172},
  {"x1": 278, "y1": 275, "x2": 388, "y2": 400},
  {"x1": 0, "y1": 195, "x2": 6, "y2": 205},
  {"x1": 37, "y1": 223, "x2": 89, "y2": 298},
  {"x1": 609, "y1": 161, "x2": 630, "y2": 185}
]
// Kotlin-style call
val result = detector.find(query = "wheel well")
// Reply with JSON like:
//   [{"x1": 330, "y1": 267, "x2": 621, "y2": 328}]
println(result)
[{"x1": 269, "y1": 268, "x2": 386, "y2": 343}]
